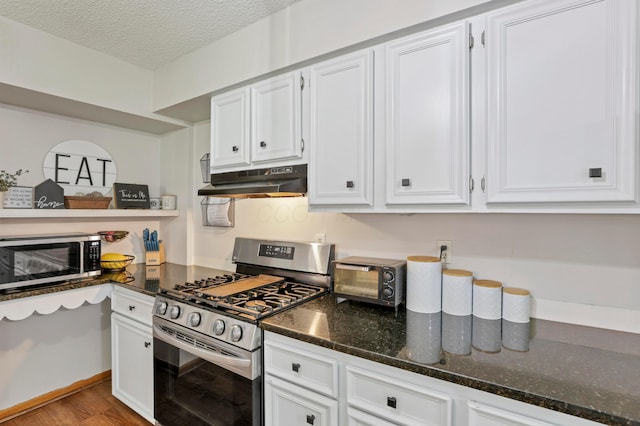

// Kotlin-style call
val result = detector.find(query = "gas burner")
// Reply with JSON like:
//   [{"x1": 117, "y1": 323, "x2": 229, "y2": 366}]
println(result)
[{"x1": 245, "y1": 300, "x2": 273, "y2": 313}]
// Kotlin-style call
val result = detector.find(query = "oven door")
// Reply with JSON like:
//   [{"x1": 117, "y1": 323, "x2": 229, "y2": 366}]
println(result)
[{"x1": 153, "y1": 316, "x2": 261, "y2": 426}]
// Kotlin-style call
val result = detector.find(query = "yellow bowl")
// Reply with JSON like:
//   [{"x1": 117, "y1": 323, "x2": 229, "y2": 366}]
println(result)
[{"x1": 100, "y1": 255, "x2": 135, "y2": 271}]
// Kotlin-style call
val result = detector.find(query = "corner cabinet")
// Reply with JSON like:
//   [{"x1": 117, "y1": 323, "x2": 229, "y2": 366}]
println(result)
[
  {"x1": 484, "y1": 0, "x2": 639, "y2": 204},
  {"x1": 308, "y1": 49, "x2": 374, "y2": 207},
  {"x1": 264, "y1": 332, "x2": 603, "y2": 426},
  {"x1": 210, "y1": 71, "x2": 307, "y2": 172},
  {"x1": 385, "y1": 21, "x2": 471, "y2": 206},
  {"x1": 111, "y1": 286, "x2": 154, "y2": 424}
]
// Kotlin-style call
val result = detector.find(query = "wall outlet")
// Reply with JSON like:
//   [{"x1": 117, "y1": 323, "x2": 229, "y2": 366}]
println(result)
[
  {"x1": 315, "y1": 233, "x2": 326, "y2": 243},
  {"x1": 437, "y1": 240, "x2": 452, "y2": 264}
]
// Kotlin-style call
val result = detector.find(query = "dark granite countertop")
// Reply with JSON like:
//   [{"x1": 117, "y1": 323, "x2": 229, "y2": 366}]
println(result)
[{"x1": 261, "y1": 294, "x2": 640, "y2": 426}]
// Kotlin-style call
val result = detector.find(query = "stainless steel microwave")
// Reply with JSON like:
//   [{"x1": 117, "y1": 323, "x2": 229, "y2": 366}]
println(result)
[
  {"x1": 332, "y1": 256, "x2": 406, "y2": 308},
  {"x1": 0, "y1": 233, "x2": 102, "y2": 291}
]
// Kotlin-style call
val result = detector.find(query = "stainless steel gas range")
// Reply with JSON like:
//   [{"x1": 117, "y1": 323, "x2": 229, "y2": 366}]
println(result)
[{"x1": 152, "y1": 237, "x2": 335, "y2": 426}]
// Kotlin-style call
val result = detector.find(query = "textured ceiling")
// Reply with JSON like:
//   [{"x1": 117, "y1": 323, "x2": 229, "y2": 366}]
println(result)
[{"x1": 0, "y1": 0, "x2": 301, "y2": 70}]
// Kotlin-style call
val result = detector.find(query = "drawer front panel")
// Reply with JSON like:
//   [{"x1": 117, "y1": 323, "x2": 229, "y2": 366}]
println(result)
[
  {"x1": 264, "y1": 340, "x2": 339, "y2": 398},
  {"x1": 346, "y1": 366, "x2": 452, "y2": 426},
  {"x1": 111, "y1": 287, "x2": 153, "y2": 325}
]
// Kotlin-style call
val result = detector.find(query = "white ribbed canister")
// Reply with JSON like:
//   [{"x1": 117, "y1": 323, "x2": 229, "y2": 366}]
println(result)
[
  {"x1": 406, "y1": 256, "x2": 442, "y2": 313},
  {"x1": 502, "y1": 287, "x2": 531, "y2": 323},
  {"x1": 472, "y1": 280, "x2": 503, "y2": 320},
  {"x1": 442, "y1": 269, "x2": 473, "y2": 316}
]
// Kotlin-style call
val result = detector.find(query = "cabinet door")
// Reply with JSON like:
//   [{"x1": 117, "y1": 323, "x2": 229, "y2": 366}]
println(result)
[
  {"x1": 264, "y1": 374, "x2": 338, "y2": 426},
  {"x1": 385, "y1": 21, "x2": 470, "y2": 205},
  {"x1": 111, "y1": 312, "x2": 154, "y2": 423},
  {"x1": 251, "y1": 72, "x2": 303, "y2": 164},
  {"x1": 211, "y1": 87, "x2": 251, "y2": 169},
  {"x1": 309, "y1": 50, "x2": 374, "y2": 206},
  {"x1": 485, "y1": 0, "x2": 638, "y2": 203}
]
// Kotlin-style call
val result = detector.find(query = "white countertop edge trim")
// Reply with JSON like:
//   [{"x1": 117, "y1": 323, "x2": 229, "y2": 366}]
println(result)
[
  {"x1": 0, "y1": 283, "x2": 113, "y2": 321},
  {"x1": 533, "y1": 298, "x2": 640, "y2": 334}
]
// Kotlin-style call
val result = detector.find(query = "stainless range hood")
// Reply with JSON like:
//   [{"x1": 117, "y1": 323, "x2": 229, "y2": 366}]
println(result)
[{"x1": 197, "y1": 164, "x2": 307, "y2": 198}]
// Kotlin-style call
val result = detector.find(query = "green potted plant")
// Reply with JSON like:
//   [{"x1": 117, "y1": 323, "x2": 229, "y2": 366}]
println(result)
[{"x1": 0, "y1": 169, "x2": 28, "y2": 208}]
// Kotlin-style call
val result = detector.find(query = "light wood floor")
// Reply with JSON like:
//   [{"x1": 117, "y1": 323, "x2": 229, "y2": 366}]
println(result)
[{"x1": 1, "y1": 379, "x2": 151, "y2": 425}]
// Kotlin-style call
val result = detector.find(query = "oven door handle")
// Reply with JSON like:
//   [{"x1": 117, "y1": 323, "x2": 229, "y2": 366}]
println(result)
[{"x1": 153, "y1": 322, "x2": 258, "y2": 380}]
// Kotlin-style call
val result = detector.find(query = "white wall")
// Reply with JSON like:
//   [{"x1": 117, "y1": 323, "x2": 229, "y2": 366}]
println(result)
[
  {"x1": 0, "y1": 301, "x2": 111, "y2": 411},
  {"x1": 153, "y1": 0, "x2": 497, "y2": 110},
  {"x1": 0, "y1": 16, "x2": 153, "y2": 116}
]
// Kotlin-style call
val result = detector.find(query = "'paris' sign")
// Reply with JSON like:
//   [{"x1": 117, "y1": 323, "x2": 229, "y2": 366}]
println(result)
[{"x1": 43, "y1": 140, "x2": 117, "y2": 196}]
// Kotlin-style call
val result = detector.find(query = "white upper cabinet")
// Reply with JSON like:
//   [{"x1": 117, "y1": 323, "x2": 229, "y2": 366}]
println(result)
[
  {"x1": 485, "y1": 0, "x2": 639, "y2": 204},
  {"x1": 211, "y1": 87, "x2": 251, "y2": 169},
  {"x1": 251, "y1": 72, "x2": 304, "y2": 164},
  {"x1": 210, "y1": 71, "x2": 306, "y2": 171},
  {"x1": 385, "y1": 21, "x2": 471, "y2": 206},
  {"x1": 308, "y1": 50, "x2": 374, "y2": 206}
]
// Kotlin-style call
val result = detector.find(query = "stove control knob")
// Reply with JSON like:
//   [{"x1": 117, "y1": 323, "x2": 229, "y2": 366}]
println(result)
[
  {"x1": 230, "y1": 324, "x2": 243, "y2": 342},
  {"x1": 156, "y1": 302, "x2": 168, "y2": 316},
  {"x1": 212, "y1": 319, "x2": 226, "y2": 335},
  {"x1": 169, "y1": 305, "x2": 181, "y2": 319},
  {"x1": 188, "y1": 312, "x2": 201, "y2": 327}
]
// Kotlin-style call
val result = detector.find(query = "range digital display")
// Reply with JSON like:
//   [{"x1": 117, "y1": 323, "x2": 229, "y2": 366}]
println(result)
[{"x1": 258, "y1": 244, "x2": 295, "y2": 260}]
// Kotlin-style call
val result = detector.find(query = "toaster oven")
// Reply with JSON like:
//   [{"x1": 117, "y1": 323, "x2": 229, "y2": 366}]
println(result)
[{"x1": 332, "y1": 256, "x2": 406, "y2": 308}]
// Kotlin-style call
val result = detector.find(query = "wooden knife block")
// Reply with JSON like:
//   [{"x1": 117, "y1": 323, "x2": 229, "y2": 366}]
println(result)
[{"x1": 145, "y1": 242, "x2": 166, "y2": 265}]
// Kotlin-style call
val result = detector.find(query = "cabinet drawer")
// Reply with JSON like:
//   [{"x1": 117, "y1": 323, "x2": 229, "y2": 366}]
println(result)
[
  {"x1": 347, "y1": 406, "x2": 397, "y2": 426},
  {"x1": 346, "y1": 366, "x2": 452, "y2": 426},
  {"x1": 111, "y1": 286, "x2": 153, "y2": 326},
  {"x1": 265, "y1": 374, "x2": 338, "y2": 426},
  {"x1": 264, "y1": 339, "x2": 339, "y2": 398}
]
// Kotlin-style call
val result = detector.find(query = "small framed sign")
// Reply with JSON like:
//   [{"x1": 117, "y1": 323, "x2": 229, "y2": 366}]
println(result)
[
  {"x1": 34, "y1": 179, "x2": 65, "y2": 209},
  {"x1": 113, "y1": 183, "x2": 150, "y2": 209},
  {"x1": 3, "y1": 186, "x2": 33, "y2": 209}
]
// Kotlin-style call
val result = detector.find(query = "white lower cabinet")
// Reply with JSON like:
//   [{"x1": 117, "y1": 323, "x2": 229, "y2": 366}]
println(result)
[
  {"x1": 111, "y1": 286, "x2": 154, "y2": 423},
  {"x1": 264, "y1": 331, "x2": 604, "y2": 426}
]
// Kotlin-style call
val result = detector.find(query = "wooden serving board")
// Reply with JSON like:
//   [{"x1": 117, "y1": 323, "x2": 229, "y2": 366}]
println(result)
[{"x1": 201, "y1": 274, "x2": 284, "y2": 298}]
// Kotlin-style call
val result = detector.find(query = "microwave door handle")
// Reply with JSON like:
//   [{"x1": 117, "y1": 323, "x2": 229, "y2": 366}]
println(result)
[{"x1": 335, "y1": 264, "x2": 372, "y2": 272}]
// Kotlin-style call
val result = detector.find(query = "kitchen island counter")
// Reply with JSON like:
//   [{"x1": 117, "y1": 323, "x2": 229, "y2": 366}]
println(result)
[{"x1": 261, "y1": 294, "x2": 640, "y2": 426}]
